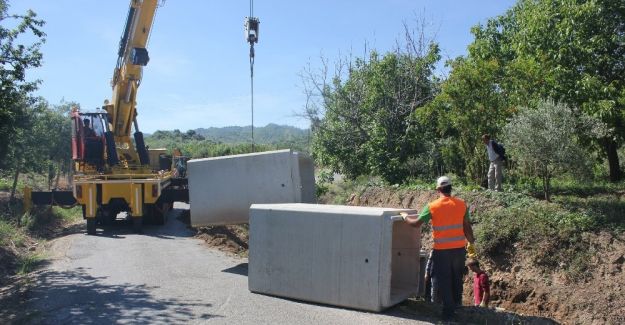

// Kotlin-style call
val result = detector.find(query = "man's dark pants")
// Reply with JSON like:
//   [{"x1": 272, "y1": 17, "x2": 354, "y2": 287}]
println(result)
[{"x1": 431, "y1": 247, "x2": 466, "y2": 317}]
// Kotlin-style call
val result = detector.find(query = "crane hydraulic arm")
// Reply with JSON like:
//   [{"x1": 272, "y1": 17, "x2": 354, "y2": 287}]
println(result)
[{"x1": 103, "y1": 0, "x2": 159, "y2": 167}]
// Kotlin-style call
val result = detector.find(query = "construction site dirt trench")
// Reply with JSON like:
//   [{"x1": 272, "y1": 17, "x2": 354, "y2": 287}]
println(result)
[{"x1": 194, "y1": 188, "x2": 625, "y2": 325}]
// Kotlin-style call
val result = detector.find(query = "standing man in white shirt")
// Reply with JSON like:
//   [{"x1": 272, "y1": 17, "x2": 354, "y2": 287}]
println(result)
[{"x1": 482, "y1": 134, "x2": 504, "y2": 191}]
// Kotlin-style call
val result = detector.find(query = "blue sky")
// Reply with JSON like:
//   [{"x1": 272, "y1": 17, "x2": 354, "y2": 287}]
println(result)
[{"x1": 10, "y1": 0, "x2": 515, "y2": 132}]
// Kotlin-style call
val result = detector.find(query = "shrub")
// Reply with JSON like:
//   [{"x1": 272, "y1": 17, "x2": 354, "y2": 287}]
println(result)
[{"x1": 503, "y1": 100, "x2": 605, "y2": 201}]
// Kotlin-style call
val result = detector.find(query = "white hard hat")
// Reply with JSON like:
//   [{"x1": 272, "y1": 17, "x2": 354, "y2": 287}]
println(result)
[{"x1": 436, "y1": 176, "x2": 452, "y2": 188}]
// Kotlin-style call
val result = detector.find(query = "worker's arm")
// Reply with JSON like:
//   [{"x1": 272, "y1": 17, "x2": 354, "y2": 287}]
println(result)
[
  {"x1": 401, "y1": 205, "x2": 430, "y2": 228},
  {"x1": 463, "y1": 207, "x2": 475, "y2": 244},
  {"x1": 481, "y1": 290, "x2": 490, "y2": 307}
]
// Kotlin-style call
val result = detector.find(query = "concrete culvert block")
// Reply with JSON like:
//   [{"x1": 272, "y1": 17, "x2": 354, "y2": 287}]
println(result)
[
  {"x1": 248, "y1": 203, "x2": 421, "y2": 312},
  {"x1": 187, "y1": 149, "x2": 316, "y2": 226}
]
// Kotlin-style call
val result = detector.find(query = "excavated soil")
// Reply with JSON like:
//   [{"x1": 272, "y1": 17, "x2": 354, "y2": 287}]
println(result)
[
  {"x1": 195, "y1": 225, "x2": 249, "y2": 257},
  {"x1": 346, "y1": 187, "x2": 625, "y2": 325}
]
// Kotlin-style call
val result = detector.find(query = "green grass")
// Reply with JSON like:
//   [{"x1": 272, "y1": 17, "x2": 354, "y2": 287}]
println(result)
[
  {"x1": 318, "y1": 174, "x2": 385, "y2": 204},
  {"x1": 469, "y1": 190, "x2": 620, "y2": 280},
  {"x1": 0, "y1": 178, "x2": 12, "y2": 191},
  {"x1": 17, "y1": 252, "x2": 45, "y2": 275},
  {"x1": 51, "y1": 206, "x2": 82, "y2": 223},
  {"x1": 553, "y1": 195, "x2": 625, "y2": 231},
  {"x1": 506, "y1": 175, "x2": 625, "y2": 199},
  {"x1": 1, "y1": 198, "x2": 82, "y2": 280},
  {"x1": 0, "y1": 219, "x2": 26, "y2": 248}
]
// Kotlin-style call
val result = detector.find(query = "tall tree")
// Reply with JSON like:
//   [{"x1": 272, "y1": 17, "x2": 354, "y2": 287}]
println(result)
[
  {"x1": 0, "y1": 0, "x2": 45, "y2": 167},
  {"x1": 470, "y1": 0, "x2": 625, "y2": 181},
  {"x1": 418, "y1": 56, "x2": 509, "y2": 184},
  {"x1": 303, "y1": 42, "x2": 441, "y2": 183},
  {"x1": 7, "y1": 99, "x2": 75, "y2": 196}
]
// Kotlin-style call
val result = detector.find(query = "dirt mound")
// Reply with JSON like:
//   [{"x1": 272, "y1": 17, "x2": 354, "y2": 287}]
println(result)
[
  {"x1": 195, "y1": 225, "x2": 249, "y2": 257},
  {"x1": 484, "y1": 231, "x2": 625, "y2": 324},
  {"x1": 348, "y1": 187, "x2": 625, "y2": 324}
]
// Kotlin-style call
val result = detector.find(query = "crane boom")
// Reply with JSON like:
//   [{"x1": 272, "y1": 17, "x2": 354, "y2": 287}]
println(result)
[{"x1": 103, "y1": 0, "x2": 158, "y2": 166}]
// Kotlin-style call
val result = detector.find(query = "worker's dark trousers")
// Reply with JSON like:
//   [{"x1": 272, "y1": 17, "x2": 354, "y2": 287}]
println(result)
[{"x1": 431, "y1": 247, "x2": 466, "y2": 317}]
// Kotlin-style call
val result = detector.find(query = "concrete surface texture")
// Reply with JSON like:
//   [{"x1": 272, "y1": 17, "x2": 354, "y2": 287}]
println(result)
[
  {"x1": 23, "y1": 204, "x2": 432, "y2": 325},
  {"x1": 188, "y1": 149, "x2": 316, "y2": 227},
  {"x1": 249, "y1": 203, "x2": 421, "y2": 312}
]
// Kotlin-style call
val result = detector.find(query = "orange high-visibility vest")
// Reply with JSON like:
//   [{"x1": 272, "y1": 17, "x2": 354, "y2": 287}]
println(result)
[{"x1": 429, "y1": 196, "x2": 467, "y2": 250}]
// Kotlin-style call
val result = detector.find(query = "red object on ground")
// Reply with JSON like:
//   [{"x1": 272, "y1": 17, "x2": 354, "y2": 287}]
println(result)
[{"x1": 473, "y1": 271, "x2": 490, "y2": 306}]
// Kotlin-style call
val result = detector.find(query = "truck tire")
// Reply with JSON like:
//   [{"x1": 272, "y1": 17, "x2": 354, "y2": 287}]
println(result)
[
  {"x1": 133, "y1": 216, "x2": 143, "y2": 233},
  {"x1": 87, "y1": 219, "x2": 97, "y2": 235}
]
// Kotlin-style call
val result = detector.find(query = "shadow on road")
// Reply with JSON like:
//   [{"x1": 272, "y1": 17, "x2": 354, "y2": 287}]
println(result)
[
  {"x1": 222, "y1": 263, "x2": 248, "y2": 276},
  {"x1": 87, "y1": 207, "x2": 194, "y2": 239},
  {"x1": 389, "y1": 299, "x2": 559, "y2": 324},
  {"x1": 22, "y1": 267, "x2": 219, "y2": 324}
]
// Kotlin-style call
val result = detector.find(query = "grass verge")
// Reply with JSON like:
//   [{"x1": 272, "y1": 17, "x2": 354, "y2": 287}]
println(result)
[{"x1": 1, "y1": 197, "x2": 82, "y2": 284}]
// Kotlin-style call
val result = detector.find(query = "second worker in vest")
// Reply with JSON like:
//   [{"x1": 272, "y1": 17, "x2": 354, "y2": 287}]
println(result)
[{"x1": 401, "y1": 176, "x2": 476, "y2": 321}]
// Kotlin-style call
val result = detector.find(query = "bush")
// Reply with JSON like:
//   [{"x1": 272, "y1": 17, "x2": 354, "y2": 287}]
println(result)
[
  {"x1": 503, "y1": 100, "x2": 605, "y2": 201},
  {"x1": 472, "y1": 191, "x2": 599, "y2": 280}
]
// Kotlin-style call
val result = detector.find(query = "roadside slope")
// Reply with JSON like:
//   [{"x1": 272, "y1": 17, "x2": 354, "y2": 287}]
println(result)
[{"x1": 344, "y1": 186, "x2": 625, "y2": 324}]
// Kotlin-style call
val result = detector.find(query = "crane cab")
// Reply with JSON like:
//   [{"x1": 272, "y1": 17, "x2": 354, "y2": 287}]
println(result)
[{"x1": 71, "y1": 109, "x2": 111, "y2": 172}]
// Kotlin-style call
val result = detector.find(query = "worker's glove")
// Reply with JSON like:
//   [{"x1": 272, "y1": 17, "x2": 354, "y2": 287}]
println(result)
[
  {"x1": 479, "y1": 301, "x2": 486, "y2": 307},
  {"x1": 466, "y1": 242, "x2": 477, "y2": 258},
  {"x1": 400, "y1": 212, "x2": 409, "y2": 221}
]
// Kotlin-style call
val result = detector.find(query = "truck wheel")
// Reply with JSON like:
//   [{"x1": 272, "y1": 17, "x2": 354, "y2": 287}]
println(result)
[
  {"x1": 153, "y1": 204, "x2": 167, "y2": 225},
  {"x1": 145, "y1": 203, "x2": 168, "y2": 225},
  {"x1": 99, "y1": 207, "x2": 116, "y2": 226},
  {"x1": 133, "y1": 217, "x2": 143, "y2": 233},
  {"x1": 87, "y1": 219, "x2": 97, "y2": 235}
]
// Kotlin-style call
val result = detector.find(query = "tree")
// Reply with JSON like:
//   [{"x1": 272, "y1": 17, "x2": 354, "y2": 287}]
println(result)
[
  {"x1": 7, "y1": 99, "x2": 73, "y2": 197},
  {"x1": 468, "y1": 0, "x2": 625, "y2": 181},
  {"x1": 0, "y1": 1, "x2": 45, "y2": 166},
  {"x1": 418, "y1": 56, "x2": 510, "y2": 184},
  {"x1": 302, "y1": 21, "x2": 442, "y2": 183},
  {"x1": 503, "y1": 100, "x2": 605, "y2": 201}
]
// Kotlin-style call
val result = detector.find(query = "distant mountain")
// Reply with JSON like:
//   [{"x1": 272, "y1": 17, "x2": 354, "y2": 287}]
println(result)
[{"x1": 194, "y1": 123, "x2": 310, "y2": 145}]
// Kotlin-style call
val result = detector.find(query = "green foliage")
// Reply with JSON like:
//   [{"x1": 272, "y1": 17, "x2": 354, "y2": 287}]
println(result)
[
  {"x1": 503, "y1": 100, "x2": 604, "y2": 200},
  {"x1": 314, "y1": 168, "x2": 334, "y2": 198},
  {"x1": 194, "y1": 124, "x2": 310, "y2": 150},
  {"x1": 318, "y1": 175, "x2": 383, "y2": 205},
  {"x1": 2, "y1": 99, "x2": 74, "y2": 195},
  {"x1": 466, "y1": 191, "x2": 601, "y2": 280},
  {"x1": 146, "y1": 124, "x2": 310, "y2": 159},
  {"x1": 467, "y1": 0, "x2": 625, "y2": 181},
  {"x1": 17, "y1": 253, "x2": 44, "y2": 275},
  {"x1": 308, "y1": 42, "x2": 442, "y2": 183},
  {"x1": 0, "y1": 2, "x2": 46, "y2": 166},
  {"x1": 50, "y1": 206, "x2": 82, "y2": 223},
  {"x1": 0, "y1": 218, "x2": 25, "y2": 248},
  {"x1": 418, "y1": 57, "x2": 509, "y2": 183}
]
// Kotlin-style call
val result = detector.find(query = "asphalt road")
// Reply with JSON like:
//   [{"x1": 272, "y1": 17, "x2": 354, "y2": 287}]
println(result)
[{"x1": 25, "y1": 204, "x2": 433, "y2": 325}]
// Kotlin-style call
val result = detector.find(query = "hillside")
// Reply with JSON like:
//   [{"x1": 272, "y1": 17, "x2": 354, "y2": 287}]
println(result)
[
  {"x1": 194, "y1": 124, "x2": 309, "y2": 145},
  {"x1": 145, "y1": 124, "x2": 311, "y2": 158}
]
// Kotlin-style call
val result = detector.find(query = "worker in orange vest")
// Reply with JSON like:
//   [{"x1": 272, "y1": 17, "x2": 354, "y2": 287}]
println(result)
[{"x1": 402, "y1": 176, "x2": 476, "y2": 321}]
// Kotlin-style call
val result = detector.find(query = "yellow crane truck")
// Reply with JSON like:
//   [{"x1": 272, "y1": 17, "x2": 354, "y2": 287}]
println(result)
[{"x1": 26, "y1": 0, "x2": 188, "y2": 234}]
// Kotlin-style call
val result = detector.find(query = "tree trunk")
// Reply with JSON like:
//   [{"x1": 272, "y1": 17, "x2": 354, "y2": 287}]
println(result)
[
  {"x1": 54, "y1": 161, "x2": 62, "y2": 189},
  {"x1": 542, "y1": 172, "x2": 551, "y2": 202},
  {"x1": 604, "y1": 139, "x2": 621, "y2": 182},
  {"x1": 10, "y1": 168, "x2": 20, "y2": 200}
]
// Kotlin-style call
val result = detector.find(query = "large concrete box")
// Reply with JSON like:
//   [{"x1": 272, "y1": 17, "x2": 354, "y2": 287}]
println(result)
[
  {"x1": 248, "y1": 203, "x2": 421, "y2": 312},
  {"x1": 188, "y1": 150, "x2": 315, "y2": 226}
]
